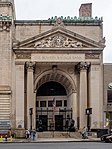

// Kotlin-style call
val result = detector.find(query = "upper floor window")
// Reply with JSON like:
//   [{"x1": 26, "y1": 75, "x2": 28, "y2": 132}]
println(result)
[
  {"x1": 56, "y1": 100, "x2": 62, "y2": 107},
  {"x1": 107, "y1": 90, "x2": 112, "y2": 103},
  {"x1": 40, "y1": 101, "x2": 46, "y2": 107}
]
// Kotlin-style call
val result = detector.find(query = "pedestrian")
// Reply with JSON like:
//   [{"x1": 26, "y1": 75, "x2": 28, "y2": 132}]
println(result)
[
  {"x1": 31, "y1": 129, "x2": 36, "y2": 141},
  {"x1": 82, "y1": 126, "x2": 87, "y2": 139},
  {"x1": 25, "y1": 129, "x2": 30, "y2": 139},
  {"x1": 33, "y1": 129, "x2": 36, "y2": 141}
]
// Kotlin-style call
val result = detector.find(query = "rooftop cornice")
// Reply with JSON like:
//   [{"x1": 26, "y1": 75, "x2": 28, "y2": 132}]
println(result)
[
  {"x1": 15, "y1": 16, "x2": 103, "y2": 26},
  {"x1": 0, "y1": 15, "x2": 12, "y2": 21}
]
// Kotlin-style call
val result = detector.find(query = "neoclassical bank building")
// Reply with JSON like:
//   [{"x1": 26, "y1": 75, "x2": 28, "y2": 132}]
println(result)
[{"x1": 0, "y1": 0, "x2": 112, "y2": 133}]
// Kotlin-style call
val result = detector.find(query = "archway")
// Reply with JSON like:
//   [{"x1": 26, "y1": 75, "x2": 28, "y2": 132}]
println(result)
[{"x1": 35, "y1": 70, "x2": 77, "y2": 131}]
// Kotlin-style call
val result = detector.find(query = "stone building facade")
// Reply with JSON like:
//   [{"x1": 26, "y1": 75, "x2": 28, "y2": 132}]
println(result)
[
  {"x1": 0, "y1": 0, "x2": 111, "y2": 131},
  {"x1": 103, "y1": 64, "x2": 112, "y2": 129}
]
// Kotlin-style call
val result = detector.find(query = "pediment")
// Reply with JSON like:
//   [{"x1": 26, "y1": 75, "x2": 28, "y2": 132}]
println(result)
[{"x1": 13, "y1": 26, "x2": 104, "y2": 50}]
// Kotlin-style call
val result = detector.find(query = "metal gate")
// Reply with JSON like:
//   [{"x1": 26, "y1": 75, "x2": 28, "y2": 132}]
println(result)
[{"x1": 36, "y1": 108, "x2": 72, "y2": 131}]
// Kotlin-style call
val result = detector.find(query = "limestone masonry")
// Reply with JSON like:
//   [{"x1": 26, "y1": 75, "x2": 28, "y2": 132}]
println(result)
[{"x1": 0, "y1": 0, "x2": 112, "y2": 135}]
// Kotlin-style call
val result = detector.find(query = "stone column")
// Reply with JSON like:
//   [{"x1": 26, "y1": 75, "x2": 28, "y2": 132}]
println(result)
[
  {"x1": 15, "y1": 64, "x2": 25, "y2": 128},
  {"x1": 77, "y1": 62, "x2": 90, "y2": 129},
  {"x1": 26, "y1": 62, "x2": 35, "y2": 129},
  {"x1": 72, "y1": 91, "x2": 77, "y2": 127}
]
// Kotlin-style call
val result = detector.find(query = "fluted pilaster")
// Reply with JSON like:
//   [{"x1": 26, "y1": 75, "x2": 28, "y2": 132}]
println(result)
[
  {"x1": 76, "y1": 62, "x2": 90, "y2": 128},
  {"x1": 26, "y1": 61, "x2": 35, "y2": 129}
]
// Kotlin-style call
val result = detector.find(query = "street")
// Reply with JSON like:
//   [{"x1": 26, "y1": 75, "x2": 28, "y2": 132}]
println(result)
[{"x1": 0, "y1": 142, "x2": 112, "y2": 149}]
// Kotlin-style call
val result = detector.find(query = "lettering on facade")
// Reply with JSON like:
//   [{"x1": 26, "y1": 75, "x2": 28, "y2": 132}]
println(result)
[
  {"x1": 31, "y1": 54, "x2": 84, "y2": 62},
  {"x1": 91, "y1": 66, "x2": 100, "y2": 71},
  {"x1": 16, "y1": 54, "x2": 31, "y2": 59},
  {"x1": 85, "y1": 54, "x2": 100, "y2": 59},
  {"x1": 34, "y1": 34, "x2": 83, "y2": 48}
]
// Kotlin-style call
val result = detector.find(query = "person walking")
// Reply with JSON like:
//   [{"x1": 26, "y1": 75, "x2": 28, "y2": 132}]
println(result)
[
  {"x1": 25, "y1": 129, "x2": 30, "y2": 139},
  {"x1": 82, "y1": 126, "x2": 87, "y2": 139}
]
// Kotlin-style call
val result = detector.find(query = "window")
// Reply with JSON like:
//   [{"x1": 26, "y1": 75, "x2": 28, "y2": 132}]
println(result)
[
  {"x1": 48, "y1": 101, "x2": 53, "y2": 107},
  {"x1": 56, "y1": 100, "x2": 62, "y2": 107},
  {"x1": 64, "y1": 100, "x2": 67, "y2": 107},
  {"x1": 36, "y1": 101, "x2": 39, "y2": 107},
  {"x1": 107, "y1": 90, "x2": 112, "y2": 103},
  {"x1": 37, "y1": 81, "x2": 67, "y2": 96},
  {"x1": 40, "y1": 101, "x2": 46, "y2": 107}
]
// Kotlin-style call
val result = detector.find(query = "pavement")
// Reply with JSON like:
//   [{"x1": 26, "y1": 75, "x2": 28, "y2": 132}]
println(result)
[{"x1": 0, "y1": 136, "x2": 101, "y2": 143}]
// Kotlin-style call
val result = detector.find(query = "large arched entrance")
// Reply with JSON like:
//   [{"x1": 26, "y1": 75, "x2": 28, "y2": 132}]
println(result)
[{"x1": 35, "y1": 70, "x2": 77, "y2": 131}]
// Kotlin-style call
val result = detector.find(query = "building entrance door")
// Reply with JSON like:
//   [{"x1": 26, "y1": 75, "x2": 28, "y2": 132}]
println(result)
[
  {"x1": 55, "y1": 115, "x2": 63, "y2": 131},
  {"x1": 39, "y1": 115, "x2": 48, "y2": 131}
]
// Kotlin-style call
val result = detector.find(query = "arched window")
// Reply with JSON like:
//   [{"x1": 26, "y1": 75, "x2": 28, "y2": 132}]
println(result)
[{"x1": 37, "y1": 81, "x2": 67, "y2": 96}]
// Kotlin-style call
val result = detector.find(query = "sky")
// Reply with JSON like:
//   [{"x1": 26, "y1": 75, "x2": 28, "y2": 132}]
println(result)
[{"x1": 14, "y1": 0, "x2": 112, "y2": 63}]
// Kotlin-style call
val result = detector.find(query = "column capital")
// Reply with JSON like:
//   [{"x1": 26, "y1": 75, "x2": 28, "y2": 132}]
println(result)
[
  {"x1": 26, "y1": 61, "x2": 36, "y2": 71},
  {"x1": 76, "y1": 62, "x2": 91, "y2": 73}
]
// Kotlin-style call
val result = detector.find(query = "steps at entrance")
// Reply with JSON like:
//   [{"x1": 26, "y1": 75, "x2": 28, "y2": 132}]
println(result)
[{"x1": 37, "y1": 131, "x2": 82, "y2": 139}]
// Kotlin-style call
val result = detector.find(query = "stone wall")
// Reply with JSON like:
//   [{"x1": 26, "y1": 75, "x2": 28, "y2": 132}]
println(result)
[
  {"x1": 15, "y1": 23, "x2": 102, "y2": 42},
  {"x1": 103, "y1": 64, "x2": 112, "y2": 109}
]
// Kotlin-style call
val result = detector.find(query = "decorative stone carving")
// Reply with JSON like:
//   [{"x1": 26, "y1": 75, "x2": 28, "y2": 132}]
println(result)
[
  {"x1": 54, "y1": 18, "x2": 65, "y2": 27},
  {"x1": 85, "y1": 54, "x2": 100, "y2": 59},
  {"x1": 0, "y1": 21, "x2": 12, "y2": 32},
  {"x1": 67, "y1": 68, "x2": 74, "y2": 74},
  {"x1": 76, "y1": 62, "x2": 91, "y2": 72},
  {"x1": 26, "y1": 61, "x2": 36, "y2": 70},
  {"x1": 16, "y1": 54, "x2": 31, "y2": 59},
  {"x1": 34, "y1": 34, "x2": 83, "y2": 48}
]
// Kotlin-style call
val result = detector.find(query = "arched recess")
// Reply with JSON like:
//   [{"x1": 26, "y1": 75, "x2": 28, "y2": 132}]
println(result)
[
  {"x1": 34, "y1": 69, "x2": 77, "y2": 95},
  {"x1": 34, "y1": 69, "x2": 78, "y2": 131}
]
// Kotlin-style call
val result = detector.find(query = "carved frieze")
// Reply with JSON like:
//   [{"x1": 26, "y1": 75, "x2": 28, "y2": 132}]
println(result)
[
  {"x1": 16, "y1": 54, "x2": 31, "y2": 59},
  {"x1": 34, "y1": 34, "x2": 83, "y2": 48},
  {"x1": 85, "y1": 54, "x2": 100, "y2": 59}
]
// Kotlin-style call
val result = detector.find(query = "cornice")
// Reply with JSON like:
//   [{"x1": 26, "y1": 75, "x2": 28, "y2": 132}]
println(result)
[
  {"x1": 14, "y1": 16, "x2": 103, "y2": 26},
  {"x1": 13, "y1": 47, "x2": 103, "y2": 53}
]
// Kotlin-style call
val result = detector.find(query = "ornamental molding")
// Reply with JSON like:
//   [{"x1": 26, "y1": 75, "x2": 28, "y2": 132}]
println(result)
[{"x1": 85, "y1": 53, "x2": 100, "y2": 59}]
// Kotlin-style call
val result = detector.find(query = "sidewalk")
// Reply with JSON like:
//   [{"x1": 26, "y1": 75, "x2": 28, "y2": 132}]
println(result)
[{"x1": 0, "y1": 137, "x2": 101, "y2": 143}]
